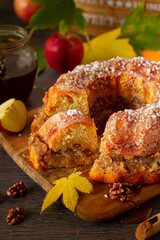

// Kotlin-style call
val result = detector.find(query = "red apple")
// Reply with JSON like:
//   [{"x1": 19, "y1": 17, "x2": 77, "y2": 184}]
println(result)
[
  {"x1": 44, "y1": 32, "x2": 84, "y2": 73},
  {"x1": 13, "y1": 0, "x2": 42, "y2": 23}
]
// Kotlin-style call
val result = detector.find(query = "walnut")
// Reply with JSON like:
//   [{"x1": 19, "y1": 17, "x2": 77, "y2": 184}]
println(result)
[
  {"x1": 6, "y1": 207, "x2": 26, "y2": 225},
  {"x1": 7, "y1": 181, "x2": 27, "y2": 197},
  {"x1": 0, "y1": 193, "x2": 3, "y2": 202},
  {"x1": 109, "y1": 182, "x2": 134, "y2": 202}
]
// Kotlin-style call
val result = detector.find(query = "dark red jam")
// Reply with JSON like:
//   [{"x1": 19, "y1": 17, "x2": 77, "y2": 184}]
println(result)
[{"x1": 0, "y1": 25, "x2": 38, "y2": 104}]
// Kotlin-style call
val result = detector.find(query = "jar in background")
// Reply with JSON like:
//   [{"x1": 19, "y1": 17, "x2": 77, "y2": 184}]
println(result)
[{"x1": 0, "y1": 25, "x2": 38, "y2": 104}]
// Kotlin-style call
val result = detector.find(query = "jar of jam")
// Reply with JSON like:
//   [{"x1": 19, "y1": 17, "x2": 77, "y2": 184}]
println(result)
[{"x1": 0, "y1": 25, "x2": 38, "y2": 104}]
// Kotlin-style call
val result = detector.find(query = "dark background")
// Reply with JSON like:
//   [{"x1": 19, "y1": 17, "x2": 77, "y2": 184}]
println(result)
[{"x1": 0, "y1": 1, "x2": 160, "y2": 239}]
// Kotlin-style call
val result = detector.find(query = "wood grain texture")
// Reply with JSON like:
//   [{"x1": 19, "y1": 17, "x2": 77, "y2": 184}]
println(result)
[{"x1": 1, "y1": 109, "x2": 160, "y2": 223}]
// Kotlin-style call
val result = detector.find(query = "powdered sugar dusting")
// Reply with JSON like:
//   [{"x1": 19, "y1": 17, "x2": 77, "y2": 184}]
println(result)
[
  {"x1": 66, "y1": 109, "x2": 82, "y2": 116},
  {"x1": 61, "y1": 57, "x2": 160, "y2": 93},
  {"x1": 63, "y1": 56, "x2": 160, "y2": 139},
  {"x1": 124, "y1": 101, "x2": 160, "y2": 123},
  {"x1": 103, "y1": 100, "x2": 160, "y2": 159},
  {"x1": 59, "y1": 56, "x2": 160, "y2": 159}
]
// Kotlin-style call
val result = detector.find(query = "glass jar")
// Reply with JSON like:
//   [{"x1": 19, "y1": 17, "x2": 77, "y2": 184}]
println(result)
[{"x1": 0, "y1": 25, "x2": 38, "y2": 104}]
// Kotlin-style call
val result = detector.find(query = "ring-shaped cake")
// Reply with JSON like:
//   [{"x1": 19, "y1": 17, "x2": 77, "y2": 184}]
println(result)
[{"x1": 29, "y1": 57, "x2": 160, "y2": 185}]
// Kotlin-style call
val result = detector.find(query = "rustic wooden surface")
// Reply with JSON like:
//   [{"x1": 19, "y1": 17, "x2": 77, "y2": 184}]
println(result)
[
  {"x1": 1, "y1": 2, "x2": 160, "y2": 240},
  {"x1": 1, "y1": 108, "x2": 160, "y2": 223}
]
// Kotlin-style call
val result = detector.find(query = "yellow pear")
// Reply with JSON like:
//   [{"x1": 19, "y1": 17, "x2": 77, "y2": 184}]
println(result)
[{"x1": 0, "y1": 98, "x2": 27, "y2": 133}]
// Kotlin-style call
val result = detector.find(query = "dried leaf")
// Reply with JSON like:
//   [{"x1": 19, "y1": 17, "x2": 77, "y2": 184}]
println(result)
[{"x1": 41, "y1": 170, "x2": 93, "y2": 213}]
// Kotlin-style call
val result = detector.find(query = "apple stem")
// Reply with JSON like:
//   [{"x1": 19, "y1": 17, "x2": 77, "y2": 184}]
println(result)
[
  {"x1": 58, "y1": 25, "x2": 67, "y2": 38},
  {"x1": 60, "y1": 32, "x2": 66, "y2": 38},
  {"x1": 28, "y1": 29, "x2": 35, "y2": 41},
  {"x1": 85, "y1": 31, "x2": 90, "y2": 44}
]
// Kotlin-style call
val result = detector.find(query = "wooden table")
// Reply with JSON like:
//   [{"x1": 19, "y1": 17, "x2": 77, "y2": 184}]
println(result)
[{"x1": 1, "y1": 2, "x2": 160, "y2": 240}]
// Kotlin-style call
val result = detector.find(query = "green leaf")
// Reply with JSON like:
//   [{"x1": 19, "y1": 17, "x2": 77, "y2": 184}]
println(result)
[
  {"x1": 122, "y1": 3, "x2": 160, "y2": 37},
  {"x1": 141, "y1": 14, "x2": 160, "y2": 36},
  {"x1": 121, "y1": 2, "x2": 160, "y2": 53},
  {"x1": 59, "y1": 0, "x2": 75, "y2": 34},
  {"x1": 28, "y1": 0, "x2": 86, "y2": 35},
  {"x1": 74, "y1": 8, "x2": 86, "y2": 35},
  {"x1": 33, "y1": 47, "x2": 49, "y2": 76},
  {"x1": 130, "y1": 34, "x2": 160, "y2": 51},
  {"x1": 122, "y1": 2, "x2": 145, "y2": 37},
  {"x1": 129, "y1": 39, "x2": 142, "y2": 56},
  {"x1": 28, "y1": 0, "x2": 66, "y2": 30}
]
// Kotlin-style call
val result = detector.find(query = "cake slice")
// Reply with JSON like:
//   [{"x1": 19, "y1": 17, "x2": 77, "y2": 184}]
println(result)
[
  {"x1": 90, "y1": 102, "x2": 160, "y2": 185},
  {"x1": 29, "y1": 110, "x2": 98, "y2": 170},
  {"x1": 31, "y1": 84, "x2": 89, "y2": 133}
]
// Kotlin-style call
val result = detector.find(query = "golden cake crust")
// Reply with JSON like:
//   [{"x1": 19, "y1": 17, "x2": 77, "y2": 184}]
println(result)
[
  {"x1": 100, "y1": 102, "x2": 160, "y2": 159},
  {"x1": 57, "y1": 56, "x2": 160, "y2": 106},
  {"x1": 30, "y1": 107, "x2": 48, "y2": 133},
  {"x1": 32, "y1": 57, "x2": 160, "y2": 133},
  {"x1": 90, "y1": 154, "x2": 160, "y2": 185},
  {"x1": 30, "y1": 56, "x2": 160, "y2": 185},
  {"x1": 29, "y1": 110, "x2": 98, "y2": 170},
  {"x1": 43, "y1": 84, "x2": 89, "y2": 117}
]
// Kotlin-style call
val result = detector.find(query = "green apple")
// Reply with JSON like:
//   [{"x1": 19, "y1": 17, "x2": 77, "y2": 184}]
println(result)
[{"x1": 0, "y1": 98, "x2": 27, "y2": 132}]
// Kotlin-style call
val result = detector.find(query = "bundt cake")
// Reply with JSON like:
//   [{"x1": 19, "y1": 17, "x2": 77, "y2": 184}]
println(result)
[
  {"x1": 31, "y1": 56, "x2": 160, "y2": 133},
  {"x1": 30, "y1": 56, "x2": 160, "y2": 185},
  {"x1": 89, "y1": 102, "x2": 160, "y2": 185},
  {"x1": 29, "y1": 110, "x2": 98, "y2": 170}
]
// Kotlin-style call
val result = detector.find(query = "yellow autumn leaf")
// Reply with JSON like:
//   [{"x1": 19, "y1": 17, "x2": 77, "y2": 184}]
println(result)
[
  {"x1": 41, "y1": 170, "x2": 93, "y2": 213},
  {"x1": 62, "y1": 171, "x2": 93, "y2": 212},
  {"x1": 62, "y1": 179, "x2": 79, "y2": 212},
  {"x1": 90, "y1": 27, "x2": 122, "y2": 44},
  {"x1": 82, "y1": 27, "x2": 136, "y2": 64},
  {"x1": 41, "y1": 177, "x2": 66, "y2": 213},
  {"x1": 69, "y1": 171, "x2": 93, "y2": 194}
]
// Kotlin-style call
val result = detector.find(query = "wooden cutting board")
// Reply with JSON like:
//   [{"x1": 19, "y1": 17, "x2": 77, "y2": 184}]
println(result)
[{"x1": 1, "y1": 108, "x2": 160, "y2": 222}]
